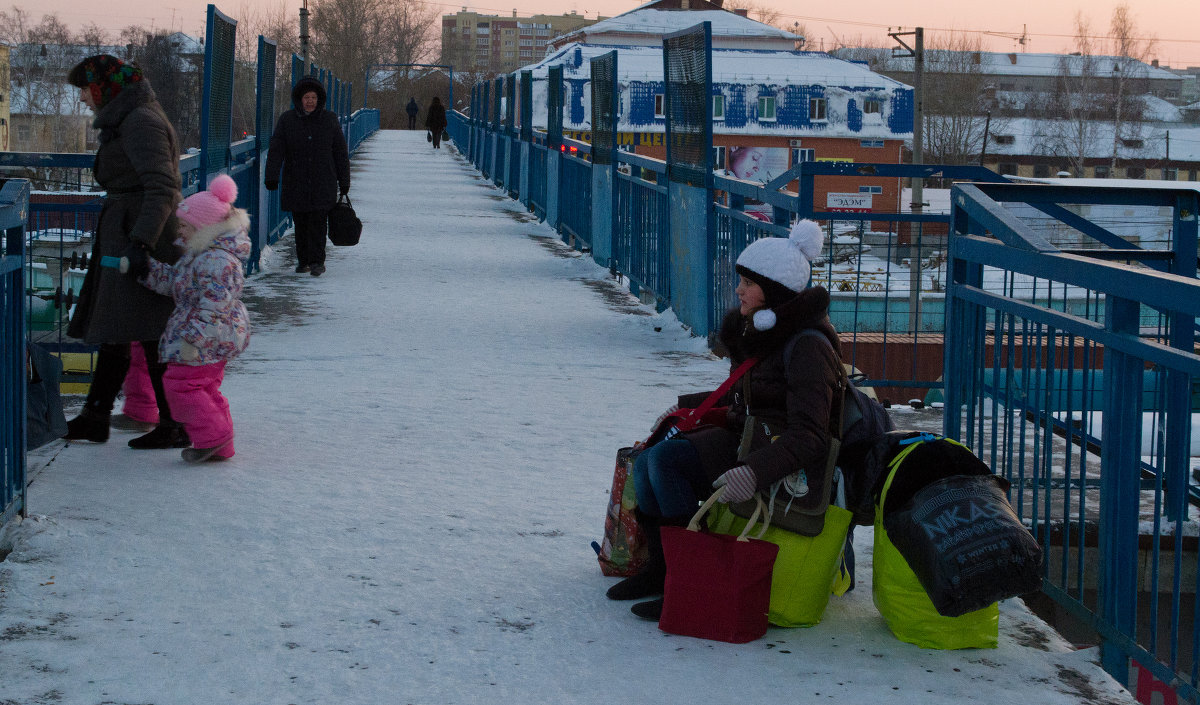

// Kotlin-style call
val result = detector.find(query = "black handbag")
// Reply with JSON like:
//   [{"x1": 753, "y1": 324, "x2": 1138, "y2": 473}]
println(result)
[
  {"x1": 327, "y1": 194, "x2": 362, "y2": 247},
  {"x1": 426, "y1": 130, "x2": 433, "y2": 143}
]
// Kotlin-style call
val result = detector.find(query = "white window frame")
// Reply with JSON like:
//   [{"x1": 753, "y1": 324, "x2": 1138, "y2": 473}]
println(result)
[
  {"x1": 712, "y1": 95, "x2": 725, "y2": 121},
  {"x1": 758, "y1": 95, "x2": 776, "y2": 122},
  {"x1": 858, "y1": 185, "x2": 882, "y2": 194},
  {"x1": 809, "y1": 97, "x2": 826, "y2": 122},
  {"x1": 654, "y1": 94, "x2": 665, "y2": 118},
  {"x1": 791, "y1": 147, "x2": 814, "y2": 165},
  {"x1": 713, "y1": 145, "x2": 727, "y2": 170},
  {"x1": 860, "y1": 139, "x2": 884, "y2": 148},
  {"x1": 863, "y1": 99, "x2": 881, "y2": 114}
]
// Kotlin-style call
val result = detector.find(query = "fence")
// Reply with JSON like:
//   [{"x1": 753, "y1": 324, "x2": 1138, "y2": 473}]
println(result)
[
  {"x1": 946, "y1": 181, "x2": 1200, "y2": 700},
  {"x1": 0, "y1": 3, "x2": 379, "y2": 528},
  {"x1": 451, "y1": 19, "x2": 1200, "y2": 701}
]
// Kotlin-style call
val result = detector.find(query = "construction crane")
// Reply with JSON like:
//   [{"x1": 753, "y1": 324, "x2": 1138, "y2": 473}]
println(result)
[{"x1": 984, "y1": 24, "x2": 1031, "y2": 51}]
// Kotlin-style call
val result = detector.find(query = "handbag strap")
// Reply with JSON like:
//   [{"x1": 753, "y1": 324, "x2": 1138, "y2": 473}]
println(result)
[
  {"x1": 674, "y1": 357, "x2": 758, "y2": 433},
  {"x1": 691, "y1": 486, "x2": 769, "y2": 541}
]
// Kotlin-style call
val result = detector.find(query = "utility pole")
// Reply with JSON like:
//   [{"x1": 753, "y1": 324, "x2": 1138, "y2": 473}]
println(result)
[
  {"x1": 299, "y1": 0, "x2": 310, "y2": 74},
  {"x1": 891, "y1": 26, "x2": 925, "y2": 333}
]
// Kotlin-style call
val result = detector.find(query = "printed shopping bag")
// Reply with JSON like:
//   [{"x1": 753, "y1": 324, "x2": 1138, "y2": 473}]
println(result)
[
  {"x1": 659, "y1": 489, "x2": 779, "y2": 644},
  {"x1": 594, "y1": 446, "x2": 648, "y2": 577},
  {"x1": 872, "y1": 442, "x2": 998, "y2": 649}
]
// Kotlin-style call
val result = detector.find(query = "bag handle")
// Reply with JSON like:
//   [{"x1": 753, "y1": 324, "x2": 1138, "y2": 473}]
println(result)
[
  {"x1": 337, "y1": 193, "x2": 353, "y2": 207},
  {"x1": 689, "y1": 486, "x2": 770, "y2": 541}
]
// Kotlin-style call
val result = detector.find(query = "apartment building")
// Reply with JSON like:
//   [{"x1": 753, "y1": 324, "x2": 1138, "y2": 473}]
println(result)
[{"x1": 441, "y1": 9, "x2": 603, "y2": 74}]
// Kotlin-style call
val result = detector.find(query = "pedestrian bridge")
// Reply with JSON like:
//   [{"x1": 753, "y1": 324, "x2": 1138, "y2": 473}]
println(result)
[{"x1": 1, "y1": 127, "x2": 1197, "y2": 704}]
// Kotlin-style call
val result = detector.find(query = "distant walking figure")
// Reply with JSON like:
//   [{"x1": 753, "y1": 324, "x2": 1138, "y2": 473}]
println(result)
[
  {"x1": 426, "y1": 96, "x2": 447, "y2": 149},
  {"x1": 264, "y1": 76, "x2": 351, "y2": 277},
  {"x1": 405, "y1": 97, "x2": 419, "y2": 130}
]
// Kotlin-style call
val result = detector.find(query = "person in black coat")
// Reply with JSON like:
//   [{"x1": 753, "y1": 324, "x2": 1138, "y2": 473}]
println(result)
[
  {"x1": 405, "y1": 97, "x2": 419, "y2": 130},
  {"x1": 606, "y1": 220, "x2": 841, "y2": 620},
  {"x1": 264, "y1": 76, "x2": 350, "y2": 277},
  {"x1": 425, "y1": 96, "x2": 447, "y2": 149}
]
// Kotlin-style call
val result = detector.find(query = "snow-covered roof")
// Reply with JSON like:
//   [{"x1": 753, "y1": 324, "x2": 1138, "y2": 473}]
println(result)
[
  {"x1": 1142, "y1": 95, "x2": 1184, "y2": 122},
  {"x1": 527, "y1": 42, "x2": 902, "y2": 88},
  {"x1": 551, "y1": 4, "x2": 798, "y2": 50},
  {"x1": 985, "y1": 117, "x2": 1200, "y2": 162},
  {"x1": 885, "y1": 50, "x2": 1182, "y2": 82},
  {"x1": 9, "y1": 81, "x2": 91, "y2": 116}
]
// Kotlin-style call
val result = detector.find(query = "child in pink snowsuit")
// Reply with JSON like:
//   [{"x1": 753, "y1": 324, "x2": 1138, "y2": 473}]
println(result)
[{"x1": 138, "y1": 174, "x2": 251, "y2": 463}]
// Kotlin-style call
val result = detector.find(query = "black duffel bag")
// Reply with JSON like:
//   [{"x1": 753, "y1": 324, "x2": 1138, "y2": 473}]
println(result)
[
  {"x1": 327, "y1": 194, "x2": 362, "y2": 247},
  {"x1": 882, "y1": 440, "x2": 1043, "y2": 617}
]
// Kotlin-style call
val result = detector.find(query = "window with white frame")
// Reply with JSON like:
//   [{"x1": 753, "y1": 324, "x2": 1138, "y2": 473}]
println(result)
[
  {"x1": 791, "y1": 147, "x2": 814, "y2": 165},
  {"x1": 863, "y1": 99, "x2": 881, "y2": 114},
  {"x1": 858, "y1": 185, "x2": 882, "y2": 194},
  {"x1": 654, "y1": 94, "x2": 665, "y2": 118},
  {"x1": 712, "y1": 95, "x2": 725, "y2": 121},
  {"x1": 712, "y1": 145, "x2": 726, "y2": 170},
  {"x1": 860, "y1": 139, "x2": 884, "y2": 148},
  {"x1": 809, "y1": 97, "x2": 826, "y2": 121},
  {"x1": 758, "y1": 95, "x2": 776, "y2": 121}
]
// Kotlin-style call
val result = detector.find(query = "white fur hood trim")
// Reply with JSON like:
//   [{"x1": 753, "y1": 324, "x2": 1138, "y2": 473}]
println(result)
[{"x1": 186, "y1": 208, "x2": 251, "y2": 254}]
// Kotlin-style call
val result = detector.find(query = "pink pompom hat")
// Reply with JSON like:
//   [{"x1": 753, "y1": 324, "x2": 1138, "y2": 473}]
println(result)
[{"x1": 177, "y1": 174, "x2": 239, "y2": 229}]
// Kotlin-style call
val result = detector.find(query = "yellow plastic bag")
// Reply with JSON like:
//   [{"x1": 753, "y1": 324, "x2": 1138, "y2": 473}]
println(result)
[
  {"x1": 872, "y1": 441, "x2": 999, "y2": 649},
  {"x1": 710, "y1": 503, "x2": 853, "y2": 627}
]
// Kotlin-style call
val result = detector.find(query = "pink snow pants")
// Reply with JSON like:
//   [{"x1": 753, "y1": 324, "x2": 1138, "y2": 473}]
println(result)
[
  {"x1": 120, "y1": 342, "x2": 160, "y2": 424},
  {"x1": 163, "y1": 361, "x2": 235, "y2": 457}
]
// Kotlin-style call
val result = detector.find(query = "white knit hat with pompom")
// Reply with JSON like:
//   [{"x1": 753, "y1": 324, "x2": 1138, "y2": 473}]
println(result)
[
  {"x1": 735, "y1": 219, "x2": 825, "y2": 330},
  {"x1": 177, "y1": 173, "x2": 239, "y2": 229}
]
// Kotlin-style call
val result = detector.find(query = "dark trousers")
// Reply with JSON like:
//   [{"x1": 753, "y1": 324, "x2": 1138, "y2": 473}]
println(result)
[
  {"x1": 86, "y1": 341, "x2": 175, "y2": 423},
  {"x1": 407, "y1": 115, "x2": 416, "y2": 129},
  {"x1": 293, "y1": 210, "x2": 328, "y2": 267},
  {"x1": 431, "y1": 129, "x2": 443, "y2": 149}
]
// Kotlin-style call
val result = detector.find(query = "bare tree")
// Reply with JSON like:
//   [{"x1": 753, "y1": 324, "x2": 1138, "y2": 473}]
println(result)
[{"x1": 1106, "y1": 3, "x2": 1156, "y2": 169}]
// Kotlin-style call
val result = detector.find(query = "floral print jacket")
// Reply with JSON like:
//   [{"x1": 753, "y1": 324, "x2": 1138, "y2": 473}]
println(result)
[{"x1": 143, "y1": 209, "x2": 252, "y2": 364}]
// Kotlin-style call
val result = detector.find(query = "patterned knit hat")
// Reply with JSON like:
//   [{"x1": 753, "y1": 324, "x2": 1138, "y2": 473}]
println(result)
[
  {"x1": 67, "y1": 54, "x2": 143, "y2": 110},
  {"x1": 177, "y1": 175, "x2": 238, "y2": 229}
]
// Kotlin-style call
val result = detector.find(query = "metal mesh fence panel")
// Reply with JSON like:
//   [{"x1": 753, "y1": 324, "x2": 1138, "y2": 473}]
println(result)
[
  {"x1": 663, "y1": 23, "x2": 712, "y2": 186},
  {"x1": 201, "y1": 6, "x2": 237, "y2": 175},
  {"x1": 506, "y1": 74, "x2": 516, "y2": 135},
  {"x1": 520, "y1": 71, "x2": 533, "y2": 142},
  {"x1": 255, "y1": 37, "x2": 277, "y2": 151},
  {"x1": 590, "y1": 51, "x2": 617, "y2": 167},
  {"x1": 547, "y1": 65, "x2": 563, "y2": 150},
  {"x1": 493, "y1": 78, "x2": 503, "y2": 130}
]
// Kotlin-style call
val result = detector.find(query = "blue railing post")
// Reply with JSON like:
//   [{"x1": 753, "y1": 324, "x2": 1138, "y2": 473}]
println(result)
[
  {"x1": 1, "y1": 179, "x2": 30, "y2": 527},
  {"x1": 589, "y1": 51, "x2": 618, "y2": 268},
  {"x1": 519, "y1": 70, "x2": 533, "y2": 208},
  {"x1": 546, "y1": 65, "x2": 564, "y2": 232},
  {"x1": 663, "y1": 22, "x2": 714, "y2": 337},
  {"x1": 1098, "y1": 296, "x2": 1143, "y2": 683}
]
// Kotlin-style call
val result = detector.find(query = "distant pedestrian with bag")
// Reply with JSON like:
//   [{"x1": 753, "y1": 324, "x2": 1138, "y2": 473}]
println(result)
[
  {"x1": 129, "y1": 174, "x2": 251, "y2": 463},
  {"x1": 62, "y1": 53, "x2": 190, "y2": 450},
  {"x1": 425, "y1": 96, "x2": 447, "y2": 149},
  {"x1": 264, "y1": 76, "x2": 351, "y2": 277},
  {"x1": 606, "y1": 220, "x2": 841, "y2": 620},
  {"x1": 405, "y1": 97, "x2": 419, "y2": 129}
]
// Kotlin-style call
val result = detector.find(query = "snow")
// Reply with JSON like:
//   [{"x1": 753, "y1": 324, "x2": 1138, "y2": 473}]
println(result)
[
  {"x1": 554, "y1": 6, "x2": 799, "y2": 48},
  {"x1": 0, "y1": 130, "x2": 1140, "y2": 705}
]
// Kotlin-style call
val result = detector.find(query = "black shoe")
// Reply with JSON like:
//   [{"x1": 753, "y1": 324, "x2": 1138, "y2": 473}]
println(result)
[
  {"x1": 110, "y1": 413, "x2": 156, "y2": 433},
  {"x1": 310, "y1": 264, "x2": 326, "y2": 277},
  {"x1": 295, "y1": 264, "x2": 311, "y2": 273},
  {"x1": 606, "y1": 565, "x2": 666, "y2": 601},
  {"x1": 631, "y1": 598, "x2": 663, "y2": 621},
  {"x1": 129, "y1": 424, "x2": 191, "y2": 449},
  {"x1": 64, "y1": 407, "x2": 110, "y2": 443},
  {"x1": 181, "y1": 444, "x2": 231, "y2": 464}
]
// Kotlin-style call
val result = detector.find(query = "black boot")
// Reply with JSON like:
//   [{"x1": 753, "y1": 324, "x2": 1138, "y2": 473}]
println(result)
[
  {"x1": 631, "y1": 597, "x2": 664, "y2": 621},
  {"x1": 64, "y1": 407, "x2": 111, "y2": 443},
  {"x1": 607, "y1": 510, "x2": 665, "y2": 600},
  {"x1": 129, "y1": 422, "x2": 191, "y2": 449}
]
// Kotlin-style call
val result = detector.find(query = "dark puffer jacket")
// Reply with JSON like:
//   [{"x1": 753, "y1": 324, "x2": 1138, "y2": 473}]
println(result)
[
  {"x1": 68, "y1": 78, "x2": 179, "y2": 344},
  {"x1": 264, "y1": 77, "x2": 350, "y2": 213},
  {"x1": 679, "y1": 286, "x2": 842, "y2": 491}
]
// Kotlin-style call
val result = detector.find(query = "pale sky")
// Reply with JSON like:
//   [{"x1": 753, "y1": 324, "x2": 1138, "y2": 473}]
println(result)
[{"x1": 8, "y1": 0, "x2": 1200, "y2": 68}]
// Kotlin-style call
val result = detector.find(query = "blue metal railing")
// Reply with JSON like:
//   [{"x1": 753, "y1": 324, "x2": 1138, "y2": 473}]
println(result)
[
  {"x1": 1, "y1": 179, "x2": 30, "y2": 526},
  {"x1": 946, "y1": 181, "x2": 1200, "y2": 701}
]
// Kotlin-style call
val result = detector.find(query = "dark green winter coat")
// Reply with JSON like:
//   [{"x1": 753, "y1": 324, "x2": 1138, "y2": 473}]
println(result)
[
  {"x1": 263, "y1": 77, "x2": 351, "y2": 213},
  {"x1": 68, "y1": 79, "x2": 179, "y2": 344}
]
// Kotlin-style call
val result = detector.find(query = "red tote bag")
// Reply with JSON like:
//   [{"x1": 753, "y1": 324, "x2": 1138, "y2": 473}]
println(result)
[{"x1": 658, "y1": 488, "x2": 779, "y2": 644}]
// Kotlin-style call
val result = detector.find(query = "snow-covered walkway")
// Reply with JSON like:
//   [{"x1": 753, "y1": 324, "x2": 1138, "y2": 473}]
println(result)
[{"x1": 1, "y1": 130, "x2": 1137, "y2": 705}]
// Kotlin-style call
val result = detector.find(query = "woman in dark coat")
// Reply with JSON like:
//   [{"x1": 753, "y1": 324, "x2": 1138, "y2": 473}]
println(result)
[
  {"x1": 606, "y1": 220, "x2": 841, "y2": 620},
  {"x1": 264, "y1": 76, "x2": 351, "y2": 277},
  {"x1": 63, "y1": 54, "x2": 189, "y2": 449},
  {"x1": 425, "y1": 96, "x2": 447, "y2": 149}
]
